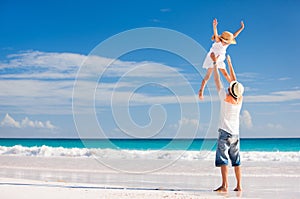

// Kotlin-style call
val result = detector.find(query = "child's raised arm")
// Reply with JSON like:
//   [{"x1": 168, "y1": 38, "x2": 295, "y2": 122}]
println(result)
[
  {"x1": 212, "y1": 18, "x2": 221, "y2": 42},
  {"x1": 233, "y1": 21, "x2": 245, "y2": 38}
]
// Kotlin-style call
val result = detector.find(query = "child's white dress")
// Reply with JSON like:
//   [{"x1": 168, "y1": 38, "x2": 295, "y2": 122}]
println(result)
[{"x1": 202, "y1": 41, "x2": 228, "y2": 69}]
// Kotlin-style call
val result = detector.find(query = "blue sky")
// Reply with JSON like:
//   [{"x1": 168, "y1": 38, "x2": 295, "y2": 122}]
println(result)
[{"x1": 0, "y1": 0, "x2": 299, "y2": 138}]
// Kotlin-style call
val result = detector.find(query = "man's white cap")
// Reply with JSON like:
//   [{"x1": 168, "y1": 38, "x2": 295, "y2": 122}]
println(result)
[{"x1": 229, "y1": 81, "x2": 244, "y2": 98}]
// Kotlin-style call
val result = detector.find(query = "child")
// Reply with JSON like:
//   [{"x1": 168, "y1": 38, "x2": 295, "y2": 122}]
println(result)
[{"x1": 198, "y1": 18, "x2": 244, "y2": 100}]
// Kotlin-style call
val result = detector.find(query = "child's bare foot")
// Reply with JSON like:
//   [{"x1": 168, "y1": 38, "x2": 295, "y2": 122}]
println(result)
[
  {"x1": 214, "y1": 186, "x2": 228, "y2": 192},
  {"x1": 233, "y1": 187, "x2": 242, "y2": 191},
  {"x1": 199, "y1": 95, "x2": 204, "y2": 100},
  {"x1": 198, "y1": 90, "x2": 204, "y2": 100}
]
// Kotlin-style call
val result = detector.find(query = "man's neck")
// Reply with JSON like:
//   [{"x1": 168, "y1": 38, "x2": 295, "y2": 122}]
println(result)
[{"x1": 225, "y1": 94, "x2": 242, "y2": 104}]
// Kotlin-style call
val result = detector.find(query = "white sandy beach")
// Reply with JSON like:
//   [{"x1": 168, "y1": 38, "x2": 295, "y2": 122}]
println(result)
[{"x1": 0, "y1": 152, "x2": 299, "y2": 199}]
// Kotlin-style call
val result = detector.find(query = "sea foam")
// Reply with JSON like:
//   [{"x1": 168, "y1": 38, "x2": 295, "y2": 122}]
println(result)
[{"x1": 0, "y1": 145, "x2": 299, "y2": 162}]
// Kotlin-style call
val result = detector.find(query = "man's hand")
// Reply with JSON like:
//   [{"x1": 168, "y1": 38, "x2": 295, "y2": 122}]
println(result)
[
  {"x1": 210, "y1": 52, "x2": 219, "y2": 63},
  {"x1": 226, "y1": 55, "x2": 231, "y2": 64}
]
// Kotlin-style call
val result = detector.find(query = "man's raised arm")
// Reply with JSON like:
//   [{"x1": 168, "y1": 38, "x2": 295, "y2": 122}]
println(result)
[
  {"x1": 226, "y1": 55, "x2": 237, "y2": 82},
  {"x1": 210, "y1": 52, "x2": 222, "y2": 92}
]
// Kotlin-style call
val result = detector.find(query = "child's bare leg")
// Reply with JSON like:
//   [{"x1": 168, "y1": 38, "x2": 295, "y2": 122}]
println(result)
[
  {"x1": 199, "y1": 68, "x2": 213, "y2": 100},
  {"x1": 220, "y1": 68, "x2": 231, "y2": 83},
  {"x1": 233, "y1": 166, "x2": 242, "y2": 191}
]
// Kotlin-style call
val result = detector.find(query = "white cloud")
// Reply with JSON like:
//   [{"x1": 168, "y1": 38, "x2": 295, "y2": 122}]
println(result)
[
  {"x1": 0, "y1": 113, "x2": 56, "y2": 129},
  {"x1": 245, "y1": 90, "x2": 300, "y2": 103},
  {"x1": 0, "y1": 51, "x2": 200, "y2": 114},
  {"x1": 179, "y1": 117, "x2": 198, "y2": 127},
  {"x1": 0, "y1": 50, "x2": 185, "y2": 80},
  {"x1": 167, "y1": 117, "x2": 202, "y2": 138},
  {"x1": 0, "y1": 113, "x2": 20, "y2": 128},
  {"x1": 236, "y1": 72, "x2": 261, "y2": 82},
  {"x1": 2, "y1": 50, "x2": 85, "y2": 70},
  {"x1": 278, "y1": 77, "x2": 291, "y2": 81},
  {"x1": 0, "y1": 79, "x2": 74, "y2": 114},
  {"x1": 266, "y1": 123, "x2": 283, "y2": 130},
  {"x1": 45, "y1": 121, "x2": 55, "y2": 129},
  {"x1": 151, "y1": 19, "x2": 161, "y2": 23},
  {"x1": 2, "y1": 50, "x2": 299, "y2": 118},
  {"x1": 21, "y1": 117, "x2": 35, "y2": 128},
  {"x1": 160, "y1": 8, "x2": 171, "y2": 12},
  {"x1": 170, "y1": 117, "x2": 200, "y2": 131},
  {"x1": 240, "y1": 110, "x2": 253, "y2": 129},
  {"x1": 0, "y1": 51, "x2": 84, "y2": 80},
  {"x1": 291, "y1": 103, "x2": 300, "y2": 106}
]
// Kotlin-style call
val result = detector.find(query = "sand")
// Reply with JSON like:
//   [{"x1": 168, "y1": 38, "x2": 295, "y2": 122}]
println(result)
[{"x1": 0, "y1": 155, "x2": 299, "y2": 198}]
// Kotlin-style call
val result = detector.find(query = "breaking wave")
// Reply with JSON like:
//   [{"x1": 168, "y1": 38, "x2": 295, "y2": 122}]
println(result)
[{"x1": 0, "y1": 145, "x2": 299, "y2": 162}]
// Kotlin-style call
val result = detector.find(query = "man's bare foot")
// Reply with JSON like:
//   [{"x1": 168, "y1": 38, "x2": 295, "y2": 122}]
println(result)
[
  {"x1": 214, "y1": 186, "x2": 228, "y2": 192},
  {"x1": 233, "y1": 187, "x2": 242, "y2": 191}
]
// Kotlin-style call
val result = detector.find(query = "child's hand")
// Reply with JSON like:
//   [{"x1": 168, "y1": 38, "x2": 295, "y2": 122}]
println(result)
[
  {"x1": 213, "y1": 18, "x2": 218, "y2": 27},
  {"x1": 240, "y1": 21, "x2": 245, "y2": 29},
  {"x1": 198, "y1": 90, "x2": 204, "y2": 100}
]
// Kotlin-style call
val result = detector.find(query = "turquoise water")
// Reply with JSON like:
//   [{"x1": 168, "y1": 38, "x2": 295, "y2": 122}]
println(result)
[{"x1": 0, "y1": 138, "x2": 299, "y2": 152}]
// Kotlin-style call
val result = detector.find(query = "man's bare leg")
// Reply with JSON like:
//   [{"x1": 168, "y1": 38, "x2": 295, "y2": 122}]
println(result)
[
  {"x1": 214, "y1": 165, "x2": 228, "y2": 192},
  {"x1": 233, "y1": 166, "x2": 242, "y2": 191}
]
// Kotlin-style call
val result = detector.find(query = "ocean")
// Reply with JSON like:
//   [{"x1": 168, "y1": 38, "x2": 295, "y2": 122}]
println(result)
[
  {"x1": 0, "y1": 138, "x2": 299, "y2": 151},
  {"x1": 0, "y1": 138, "x2": 299, "y2": 162}
]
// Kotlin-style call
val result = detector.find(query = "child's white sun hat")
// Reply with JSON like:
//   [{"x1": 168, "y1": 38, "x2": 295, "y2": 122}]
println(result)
[{"x1": 220, "y1": 31, "x2": 236, "y2": 44}]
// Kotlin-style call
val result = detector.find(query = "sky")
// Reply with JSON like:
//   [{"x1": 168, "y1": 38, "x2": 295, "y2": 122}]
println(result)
[{"x1": 0, "y1": 0, "x2": 299, "y2": 138}]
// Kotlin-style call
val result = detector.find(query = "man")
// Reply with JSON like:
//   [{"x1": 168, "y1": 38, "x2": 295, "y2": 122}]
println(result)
[{"x1": 210, "y1": 52, "x2": 244, "y2": 192}]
